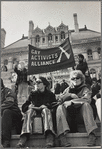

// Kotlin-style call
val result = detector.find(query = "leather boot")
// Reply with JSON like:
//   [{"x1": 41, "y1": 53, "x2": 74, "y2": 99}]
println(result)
[
  {"x1": 45, "y1": 131, "x2": 54, "y2": 148},
  {"x1": 87, "y1": 132, "x2": 97, "y2": 146},
  {"x1": 59, "y1": 134, "x2": 71, "y2": 147},
  {"x1": 16, "y1": 135, "x2": 27, "y2": 148}
]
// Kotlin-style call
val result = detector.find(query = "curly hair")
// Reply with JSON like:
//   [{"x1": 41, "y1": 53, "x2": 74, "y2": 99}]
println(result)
[{"x1": 70, "y1": 70, "x2": 85, "y2": 83}]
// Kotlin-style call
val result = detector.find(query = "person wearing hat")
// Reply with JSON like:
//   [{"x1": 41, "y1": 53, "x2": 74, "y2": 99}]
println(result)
[
  {"x1": 76, "y1": 54, "x2": 92, "y2": 87},
  {"x1": 14, "y1": 61, "x2": 28, "y2": 103},
  {"x1": 1, "y1": 78, "x2": 22, "y2": 148},
  {"x1": 16, "y1": 76, "x2": 56, "y2": 148}
]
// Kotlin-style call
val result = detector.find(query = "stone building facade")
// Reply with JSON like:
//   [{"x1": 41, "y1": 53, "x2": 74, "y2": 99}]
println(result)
[{"x1": 1, "y1": 13, "x2": 101, "y2": 88}]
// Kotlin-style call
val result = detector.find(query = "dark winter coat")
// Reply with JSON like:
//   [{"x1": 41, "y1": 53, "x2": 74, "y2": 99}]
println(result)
[
  {"x1": 1, "y1": 87, "x2": 22, "y2": 119},
  {"x1": 54, "y1": 83, "x2": 61, "y2": 94},
  {"x1": 60, "y1": 82, "x2": 69, "y2": 93},
  {"x1": 76, "y1": 61, "x2": 88, "y2": 75},
  {"x1": 22, "y1": 89, "x2": 56, "y2": 113}
]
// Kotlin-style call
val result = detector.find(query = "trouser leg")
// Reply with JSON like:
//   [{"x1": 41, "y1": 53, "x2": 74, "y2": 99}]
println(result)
[
  {"x1": 80, "y1": 102, "x2": 97, "y2": 135},
  {"x1": 67, "y1": 105, "x2": 78, "y2": 133},
  {"x1": 41, "y1": 108, "x2": 55, "y2": 147},
  {"x1": 2, "y1": 109, "x2": 15, "y2": 142},
  {"x1": 41, "y1": 108, "x2": 55, "y2": 135},
  {"x1": 21, "y1": 109, "x2": 36, "y2": 135},
  {"x1": 56, "y1": 105, "x2": 70, "y2": 136}
]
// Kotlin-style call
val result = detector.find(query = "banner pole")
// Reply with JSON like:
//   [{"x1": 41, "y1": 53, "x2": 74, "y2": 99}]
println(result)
[{"x1": 49, "y1": 72, "x2": 54, "y2": 91}]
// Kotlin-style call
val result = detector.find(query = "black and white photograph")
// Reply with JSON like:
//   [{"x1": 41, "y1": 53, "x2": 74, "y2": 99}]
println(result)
[{"x1": 1, "y1": 1, "x2": 101, "y2": 148}]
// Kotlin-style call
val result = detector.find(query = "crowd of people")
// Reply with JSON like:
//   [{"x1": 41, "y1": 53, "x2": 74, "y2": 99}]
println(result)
[
  {"x1": 54, "y1": 79, "x2": 69, "y2": 95},
  {"x1": 1, "y1": 54, "x2": 101, "y2": 148}
]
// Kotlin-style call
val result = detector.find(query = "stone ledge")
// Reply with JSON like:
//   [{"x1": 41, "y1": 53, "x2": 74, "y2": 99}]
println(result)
[{"x1": 11, "y1": 132, "x2": 101, "y2": 139}]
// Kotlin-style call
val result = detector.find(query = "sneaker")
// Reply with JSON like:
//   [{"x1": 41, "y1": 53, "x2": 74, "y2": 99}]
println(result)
[
  {"x1": 87, "y1": 132, "x2": 97, "y2": 146},
  {"x1": 2, "y1": 140, "x2": 10, "y2": 148}
]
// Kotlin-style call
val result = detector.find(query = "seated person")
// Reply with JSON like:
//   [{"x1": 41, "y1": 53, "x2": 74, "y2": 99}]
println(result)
[
  {"x1": 56, "y1": 70, "x2": 98, "y2": 147},
  {"x1": 91, "y1": 79, "x2": 101, "y2": 119},
  {"x1": 16, "y1": 77, "x2": 56, "y2": 148},
  {"x1": 95, "y1": 90, "x2": 101, "y2": 121},
  {"x1": 1, "y1": 78, "x2": 22, "y2": 148}
]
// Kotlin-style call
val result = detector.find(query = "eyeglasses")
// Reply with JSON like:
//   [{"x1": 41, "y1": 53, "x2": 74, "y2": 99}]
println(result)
[
  {"x1": 35, "y1": 81, "x2": 43, "y2": 84},
  {"x1": 71, "y1": 77, "x2": 80, "y2": 80}
]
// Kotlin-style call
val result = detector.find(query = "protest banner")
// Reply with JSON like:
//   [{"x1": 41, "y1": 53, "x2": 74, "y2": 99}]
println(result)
[{"x1": 28, "y1": 37, "x2": 75, "y2": 75}]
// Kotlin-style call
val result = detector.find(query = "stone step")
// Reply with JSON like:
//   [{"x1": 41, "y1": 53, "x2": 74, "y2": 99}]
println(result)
[
  {"x1": 10, "y1": 119, "x2": 101, "y2": 148},
  {"x1": 15, "y1": 147, "x2": 101, "y2": 149},
  {"x1": 10, "y1": 132, "x2": 101, "y2": 147}
]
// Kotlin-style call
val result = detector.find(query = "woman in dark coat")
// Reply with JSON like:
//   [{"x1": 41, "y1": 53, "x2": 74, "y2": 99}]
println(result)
[{"x1": 16, "y1": 77, "x2": 56, "y2": 148}]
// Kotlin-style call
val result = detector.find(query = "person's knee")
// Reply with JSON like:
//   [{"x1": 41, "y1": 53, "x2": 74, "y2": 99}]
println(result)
[
  {"x1": 82, "y1": 102, "x2": 92, "y2": 112},
  {"x1": 57, "y1": 105, "x2": 63, "y2": 112},
  {"x1": 42, "y1": 107, "x2": 49, "y2": 113},
  {"x1": 3, "y1": 109, "x2": 12, "y2": 116},
  {"x1": 83, "y1": 102, "x2": 90, "y2": 107}
]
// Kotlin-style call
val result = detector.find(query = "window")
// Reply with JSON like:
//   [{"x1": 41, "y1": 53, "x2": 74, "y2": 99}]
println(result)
[
  {"x1": 13, "y1": 58, "x2": 17, "y2": 64},
  {"x1": 42, "y1": 38, "x2": 45, "y2": 43},
  {"x1": 48, "y1": 33, "x2": 52, "y2": 41},
  {"x1": 97, "y1": 47, "x2": 101, "y2": 58},
  {"x1": 87, "y1": 49, "x2": 93, "y2": 60},
  {"x1": 4, "y1": 59, "x2": 8, "y2": 65},
  {"x1": 55, "y1": 36, "x2": 58, "y2": 42},
  {"x1": 35, "y1": 35, "x2": 40, "y2": 43},
  {"x1": 61, "y1": 31, "x2": 65, "y2": 40}
]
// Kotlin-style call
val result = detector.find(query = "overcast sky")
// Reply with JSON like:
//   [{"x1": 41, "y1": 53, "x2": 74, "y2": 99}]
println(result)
[{"x1": 1, "y1": 1, "x2": 101, "y2": 47}]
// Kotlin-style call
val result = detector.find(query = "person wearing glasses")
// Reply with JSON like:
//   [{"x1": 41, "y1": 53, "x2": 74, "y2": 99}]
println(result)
[
  {"x1": 56, "y1": 70, "x2": 98, "y2": 147},
  {"x1": 16, "y1": 76, "x2": 56, "y2": 148}
]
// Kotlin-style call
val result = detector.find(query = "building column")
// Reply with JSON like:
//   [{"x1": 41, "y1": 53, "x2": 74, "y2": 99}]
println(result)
[
  {"x1": 53, "y1": 34, "x2": 56, "y2": 43},
  {"x1": 32, "y1": 37, "x2": 35, "y2": 46},
  {"x1": 8, "y1": 57, "x2": 13, "y2": 70},
  {"x1": 58, "y1": 34, "x2": 60, "y2": 42}
]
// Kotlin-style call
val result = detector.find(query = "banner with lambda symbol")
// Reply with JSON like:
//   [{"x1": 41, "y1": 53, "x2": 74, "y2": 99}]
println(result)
[{"x1": 28, "y1": 37, "x2": 75, "y2": 75}]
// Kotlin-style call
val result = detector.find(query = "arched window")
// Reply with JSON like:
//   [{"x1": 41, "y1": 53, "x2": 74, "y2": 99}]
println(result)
[
  {"x1": 87, "y1": 49, "x2": 93, "y2": 60},
  {"x1": 90, "y1": 68, "x2": 96, "y2": 78},
  {"x1": 55, "y1": 36, "x2": 58, "y2": 42},
  {"x1": 61, "y1": 31, "x2": 65, "y2": 40},
  {"x1": 48, "y1": 33, "x2": 52, "y2": 41},
  {"x1": 97, "y1": 47, "x2": 101, "y2": 59},
  {"x1": 4, "y1": 59, "x2": 8, "y2": 65},
  {"x1": 13, "y1": 58, "x2": 17, "y2": 64},
  {"x1": 35, "y1": 35, "x2": 40, "y2": 43},
  {"x1": 42, "y1": 38, "x2": 45, "y2": 43}
]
